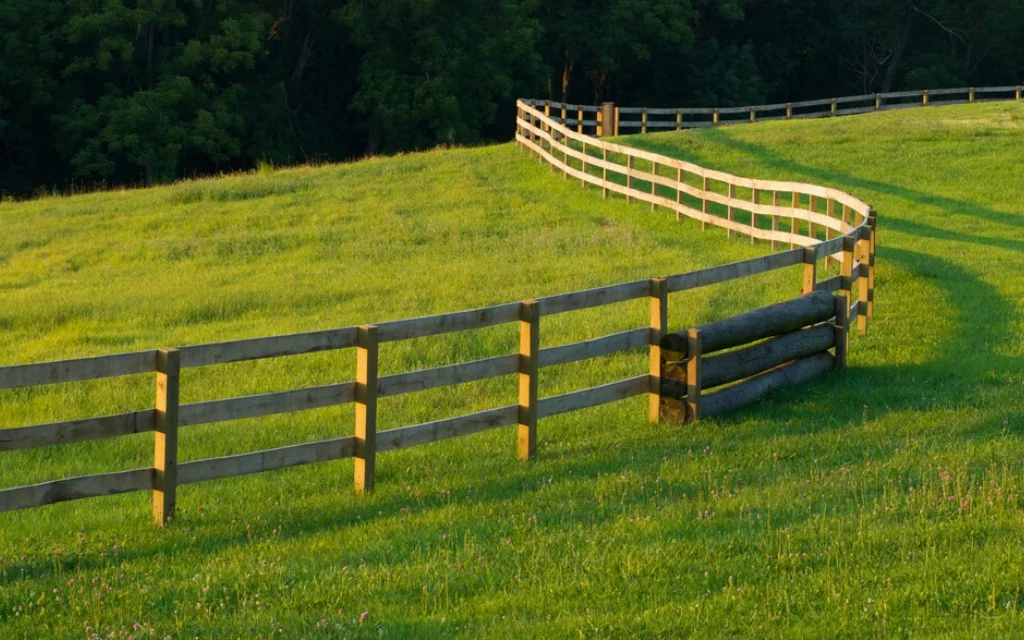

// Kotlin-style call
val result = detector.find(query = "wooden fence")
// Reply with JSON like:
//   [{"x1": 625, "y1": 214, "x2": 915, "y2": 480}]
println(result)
[
  {"x1": 533, "y1": 85, "x2": 1022, "y2": 136},
  {"x1": 0, "y1": 100, "x2": 876, "y2": 526}
]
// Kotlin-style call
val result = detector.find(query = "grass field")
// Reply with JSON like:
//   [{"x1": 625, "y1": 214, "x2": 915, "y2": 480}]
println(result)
[{"x1": 0, "y1": 101, "x2": 1022, "y2": 638}]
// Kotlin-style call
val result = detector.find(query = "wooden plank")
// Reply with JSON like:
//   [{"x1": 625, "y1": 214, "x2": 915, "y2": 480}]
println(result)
[
  {"x1": 0, "y1": 350, "x2": 157, "y2": 390},
  {"x1": 701, "y1": 323, "x2": 835, "y2": 390},
  {"x1": 649, "y1": 278, "x2": 668, "y2": 423},
  {"x1": 178, "y1": 437, "x2": 357, "y2": 485},
  {"x1": 666, "y1": 249, "x2": 803, "y2": 293},
  {"x1": 662, "y1": 291, "x2": 836, "y2": 354},
  {"x1": 518, "y1": 301, "x2": 539, "y2": 460},
  {"x1": 377, "y1": 406, "x2": 519, "y2": 452},
  {"x1": 535, "y1": 279, "x2": 649, "y2": 315},
  {"x1": 375, "y1": 303, "x2": 520, "y2": 342},
  {"x1": 153, "y1": 348, "x2": 179, "y2": 526},
  {"x1": 0, "y1": 409, "x2": 156, "y2": 452},
  {"x1": 377, "y1": 355, "x2": 518, "y2": 398},
  {"x1": 539, "y1": 328, "x2": 648, "y2": 368},
  {"x1": 0, "y1": 468, "x2": 153, "y2": 514},
  {"x1": 179, "y1": 383, "x2": 356, "y2": 426},
  {"x1": 537, "y1": 376, "x2": 648, "y2": 419},
  {"x1": 354, "y1": 325, "x2": 378, "y2": 494},
  {"x1": 178, "y1": 328, "x2": 358, "y2": 368},
  {"x1": 686, "y1": 330, "x2": 702, "y2": 421},
  {"x1": 814, "y1": 275, "x2": 843, "y2": 293},
  {"x1": 701, "y1": 352, "x2": 834, "y2": 418}
]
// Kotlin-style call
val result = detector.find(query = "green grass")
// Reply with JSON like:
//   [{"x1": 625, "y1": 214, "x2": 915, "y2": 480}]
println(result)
[{"x1": 0, "y1": 101, "x2": 1022, "y2": 638}]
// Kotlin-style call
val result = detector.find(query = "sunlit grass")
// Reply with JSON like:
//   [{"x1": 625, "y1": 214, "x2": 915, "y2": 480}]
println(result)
[{"x1": 0, "y1": 101, "x2": 1022, "y2": 638}]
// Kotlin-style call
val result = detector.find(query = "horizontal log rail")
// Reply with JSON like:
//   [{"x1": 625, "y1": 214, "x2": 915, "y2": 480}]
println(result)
[{"x1": 0, "y1": 96, "x2": 882, "y2": 523}]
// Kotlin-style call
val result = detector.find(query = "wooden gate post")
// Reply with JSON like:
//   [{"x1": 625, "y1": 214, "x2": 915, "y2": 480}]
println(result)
[
  {"x1": 153, "y1": 348, "x2": 180, "y2": 526},
  {"x1": 518, "y1": 301, "x2": 539, "y2": 460},
  {"x1": 802, "y1": 247, "x2": 817, "y2": 295},
  {"x1": 685, "y1": 330, "x2": 703, "y2": 421},
  {"x1": 649, "y1": 278, "x2": 668, "y2": 423},
  {"x1": 354, "y1": 325, "x2": 379, "y2": 493}
]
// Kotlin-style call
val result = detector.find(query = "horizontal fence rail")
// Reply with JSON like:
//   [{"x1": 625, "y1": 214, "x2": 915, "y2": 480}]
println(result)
[{"x1": 0, "y1": 96, "x2": 883, "y2": 525}]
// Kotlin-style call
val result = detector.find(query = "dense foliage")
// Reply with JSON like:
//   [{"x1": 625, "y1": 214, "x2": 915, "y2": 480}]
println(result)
[{"x1": 1, "y1": 0, "x2": 1021, "y2": 195}]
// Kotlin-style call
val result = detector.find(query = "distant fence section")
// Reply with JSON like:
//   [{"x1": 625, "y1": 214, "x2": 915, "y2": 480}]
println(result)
[
  {"x1": 537, "y1": 85, "x2": 1022, "y2": 136},
  {"x1": 0, "y1": 95, "x2": 884, "y2": 526}
]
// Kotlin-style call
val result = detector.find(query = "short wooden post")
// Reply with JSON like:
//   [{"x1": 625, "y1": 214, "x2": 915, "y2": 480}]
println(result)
[
  {"x1": 786, "y1": 103, "x2": 792, "y2": 119},
  {"x1": 649, "y1": 278, "x2": 668, "y2": 423},
  {"x1": 614, "y1": 106, "x2": 620, "y2": 136},
  {"x1": 713, "y1": 109, "x2": 720, "y2": 125},
  {"x1": 831, "y1": 98, "x2": 837, "y2": 116},
  {"x1": 577, "y1": 107, "x2": 584, "y2": 134},
  {"x1": 790, "y1": 191, "x2": 800, "y2": 248},
  {"x1": 676, "y1": 109, "x2": 682, "y2": 130},
  {"x1": 686, "y1": 330, "x2": 702, "y2": 422},
  {"x1": 153, "y1": 348, "x2": 180, "y2": 526},
  {"x1": 802, "y1": 247, "x2": 817, "y2": 295},
  {"x1": 833, "y1": 294, "x2": 848, "y2": 370},
  {"x1": 600, "y1": 102, "x2": 615, "y2": 137},
  {"x1": 751, "y1": 188, "x2": 759, "y2": 244},
  {"x1": 641, "y1": 108, "x2": 648, "y2": 134},
  {"x1": 651, "y1": 161, "x2": 658, "y2": 211},
  {"x1": 544, "y1": 101, "x2": 551, "y2": 132},
  {"x1": 626, "y1": 155, "x2": 634, "y2": 204},
  {"x1": 771, "y1": 191, "x2": 781, "y2": 250},
  {"x1": 856, "y1": 235, "x2": 869, "y2": 336},
  {"x1": 561, "y1": 103, "x2": 567, "y2": 126},
  {"x1": 1017, "y1": 86, "x2": 1022, "y2": 101},
  {"x1": 518, "y1": 301, "x2": 539, "y2": 461},
  {"x1": 750, "y1": 107, "x2": 756, "y2": 123},
  {"x1": 602, "y1": 148, "x2": 609, "y2": 199},
  {"x1": 874, "y1": 94, "x2": 881, "y2": 110},
  {"x1": 727, "y1": 184, "x2": 736, "y2": 238},
  {"x1": 839, "y1": 235, "x2": 855, "y2": 312},
  {"x1": 701, "y1": 175, "x2": 710, "y2": 230},
  {"x1": 922, "y1": 90, "x2": 929, "y2": 106},
  {"x1": 826, "y1": 198, "x2": 836, "y2": 268},
  {"x1": 867, "y1": 208, "x2": 877, "y2": 319},
  {"x1": 354, "y1": 325, "x2": 378, "y2": 493},
  {"x1": 969, "y1": 87, "x2": 975, "y2": 103}
]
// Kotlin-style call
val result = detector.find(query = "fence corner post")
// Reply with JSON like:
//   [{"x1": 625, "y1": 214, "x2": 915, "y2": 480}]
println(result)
[
  {"x1": 518, "y1": 300, "x2": 539, "y2": 461},
  {"x1": 802, "y1": 246, "x2": 817, "y2": 295},
  {"x1": 686, "y1": 329, "x2": 703, "y2": 422},
  {"x1": 834, "y1": 295, "x2": 848, "y2": 370},
  {"x1": 649, "y1": 278, "x2": 668, "y2": 423},
  {"x1": 354, "y1": 324, "x2": 379, "y2": 494},
  {"x1": 153, "y1": 348, "x2": 180, "y2": 526}
]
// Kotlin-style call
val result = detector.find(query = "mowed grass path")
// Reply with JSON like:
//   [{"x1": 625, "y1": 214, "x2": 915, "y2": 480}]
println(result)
[{"x1": 0, "y1": 102, "x2": 1022, "y2": 638}]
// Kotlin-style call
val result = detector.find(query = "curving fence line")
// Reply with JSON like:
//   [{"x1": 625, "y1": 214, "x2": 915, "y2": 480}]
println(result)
[{"x1": 0, "y1": 99, "x2": 879, "y2": 527}]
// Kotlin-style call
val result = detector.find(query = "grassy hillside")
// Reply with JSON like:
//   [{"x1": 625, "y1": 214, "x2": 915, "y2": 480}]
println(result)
[{"x1": 0, "y1": 101, "x2": 1022, "y2": 638}]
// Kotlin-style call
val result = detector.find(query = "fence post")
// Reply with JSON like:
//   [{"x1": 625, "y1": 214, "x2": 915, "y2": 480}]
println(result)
[
  {"x1": 826, "y1": 198, "x2": 836, "y2": 268},
  {"x1": 354, "y1": 324, "x2": 379, "y2": 493},
  {"x1": 867, "y1": 207, "x2": 877, "y2": 320},
  {"x1": 1017, "y1": 86, "x2": 1022, "y2": 101},
  {"x1": 676, "y1": 168, "x2": 684, "y2": 222},
  {"x1": 561, "y1": 103, "x2": 567, "y2": 127},
  {"x1": 771, "y1": 191, "x2": 780, "y2": 250},
  {"x1": 713, "y1": 109, "x2": 720, "y2": 125},
  {"x1": 856, "y1": 231, "x2": 869, "y2": 337},
  {"x1": 641, "y1": 108, "x2": 648, "y2": 134},
  {"x1": 701, "y1": 176, "x2": 710, "y2": 231},
  {"x1": 581, "y1": 141, "x2": 587, "y2": 188},
  {"x1": 153, "y1": 348, "x2": 180, "y2": 526},
  {"x1": 602, "y1": 148, "x2": 609, "y2": 199},
  {"x1": 686, "y1": 329, "x2": 702, "y2": 422},
  {"x1": 750, "y1": 107, "x2": 756, "y2": 123},
  {"x1": 614, "y1": 106, "x2": 620, "y2": 136},
  {"x1": 751, "y1": 188, "x2": 759, "y2": 245},
  {"x1": 676, "y1": 108, "x2": 683, "y2": 130},
  {"x1": 802, "y1": 247, "x2": 817, "y2": 295},
  {"x1": 727, "y1": 184, "x2": 736, "y2": 238},
  {"x1": 626, "y1": 156, "x2": 634, "y2": 204},
  {"x1": 809, "y1": 195, "x2": 819, "y2": 242},
  {"x1": 969, "y1": 87, "x2": 975, "y2": 103},
  {"x1": 875, "y1": 93, "x2": 881, "y2": 110},
  {"x1": 577, "y1": 107, "x2": 583, "y2": 134},
  {"x1": 839, "y1": 235, "x2": 855, "y2": 316},
  {"x1": 518, "y1": 301, "x2": 539, "y2": 461},
  {"x1": 790, "y1": 191, "x2": 800, "y2": 248},
  {"x1": 544, "y1": 101, "x2": 551, "y2": 132},
  {"x1": 651, "y1": 161, "x2": 658, "y2": 211},
  {"x1": 834, "y1": 294, "x2": 848, "y2": 370},
  {"x1": 786, "y1": 103, "x2": 792, "y2": 119},
  {"x1": 831, "y1": 98, "x2": 837, "y2": 116},
  {"x1": 922, "y1": 90, "x2": 929, "y2": 106},
  {"x1": 649, "y1": 278, "x2": 668, "y2": 423}
]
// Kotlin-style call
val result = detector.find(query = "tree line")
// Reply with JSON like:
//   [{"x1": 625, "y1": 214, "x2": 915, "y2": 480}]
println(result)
[{"x1": 1, "y1": 0, "x2": 1021, "y2": 197}]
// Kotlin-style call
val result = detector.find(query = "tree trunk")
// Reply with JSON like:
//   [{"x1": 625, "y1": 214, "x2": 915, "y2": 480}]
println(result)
[{"x1": 881, "y1": 14, "x2": 913, "y2": 92}]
